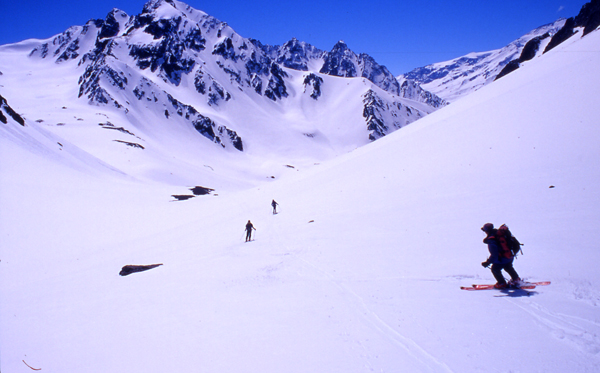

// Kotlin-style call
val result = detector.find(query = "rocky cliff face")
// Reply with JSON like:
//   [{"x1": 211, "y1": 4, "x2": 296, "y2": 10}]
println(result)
[
  {"x1": 0, "y1": 94, "x2": 25, "y2": 126},
  {"x1": 320, "y1": 41, "x2": 402, "y2": 97}
]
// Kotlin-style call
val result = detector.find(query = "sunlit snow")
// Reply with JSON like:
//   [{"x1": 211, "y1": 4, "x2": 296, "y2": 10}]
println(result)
[{"x1": 1, "y1": 16, "x2": 600, "y2": 373}]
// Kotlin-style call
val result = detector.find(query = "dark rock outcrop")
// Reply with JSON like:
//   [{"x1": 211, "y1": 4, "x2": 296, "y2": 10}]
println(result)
[
  {"x1": 544, "y1": 17, "x2": 576, "y2": 53},
  {"x1": 544, "y1": 0, "x2": 600, "y2": 52},
  {"x1": 190, "y1": 186, "x2": 215, "y2": 195},
  {"x1": 520, "y1": 33, "x2": 550, "y2": 62},
  {"x1": 166, "y1": 94, "x2": 243, "y2": 151},
  {"x1": 495, "y1": 60, "x2": 521, "y2": 80},
  {"x1": 495, "y1": 33, "x2": 550, "y2": 80},
  {"x1": 119, "y1": 263, "x2": 163, "y2": 276},
  {"x1": 303, "y1": 73, "x2": 323, "y2": 100},
  {"x1": 399, "y1": 80, "x2": 447, "y2": 108},
  {"x1": 363, "y1": 90, "x2": 388, "y2": 141},
  {"x1": 0, "y1": 95, "x2": 25, "y2": 126},
  {"x1": 576, "y1": 0, "x2": 600, "y2": 36}
]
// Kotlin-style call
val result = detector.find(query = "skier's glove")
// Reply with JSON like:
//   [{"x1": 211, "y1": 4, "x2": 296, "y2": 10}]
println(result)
[{"x1": 481, "y1": 260, "x2": 490, "y2": 268}]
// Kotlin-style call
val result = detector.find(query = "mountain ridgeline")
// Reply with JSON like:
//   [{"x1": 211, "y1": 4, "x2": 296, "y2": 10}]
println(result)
[
  {"x1": 496, "y1": 0, "x2": 600, "y2": 80},
  {"x1": 399, "y1": 0, "x2": 600, "y2": 103},
  {"x1": 24, "y1": 0, "x2": 446, "y2": 152}
]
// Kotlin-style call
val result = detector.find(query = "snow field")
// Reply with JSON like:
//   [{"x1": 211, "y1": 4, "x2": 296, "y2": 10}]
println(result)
[{"x1": 2, "y1": 23, "x2": 600, "y2": 373}]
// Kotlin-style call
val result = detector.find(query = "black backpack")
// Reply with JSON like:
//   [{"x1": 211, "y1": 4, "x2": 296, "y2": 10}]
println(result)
[{"x1": 496, "y1": 224, "x2": 523, "y2": 258}]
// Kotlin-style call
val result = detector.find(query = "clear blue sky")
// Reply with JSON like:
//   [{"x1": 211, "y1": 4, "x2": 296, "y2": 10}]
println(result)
[{"x1": 0, "y1": 0, "x2": 587, "y2": 74}]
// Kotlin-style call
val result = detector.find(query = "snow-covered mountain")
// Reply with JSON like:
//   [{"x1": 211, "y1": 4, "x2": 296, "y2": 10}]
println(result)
[
  {"x1": 400, "y1": 0, "x2": 600, "y2": 103},
  {"x1": 2, "y1": 8, "x2": 600, "y2": 372},
  {"x1": 0, "y1": 0, "x2": 446, "y2": 189},
  {"x1": 399, "y1": 19, "x2": 567, "y2": 102},
  {"x1": 496, "y1": 0, "x2": 600, "y2": 81}
]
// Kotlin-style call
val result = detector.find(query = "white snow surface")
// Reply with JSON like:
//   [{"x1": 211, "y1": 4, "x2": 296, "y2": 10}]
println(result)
[{"x1": 2, "y1": 27, "x2": 600, "y2": 373}]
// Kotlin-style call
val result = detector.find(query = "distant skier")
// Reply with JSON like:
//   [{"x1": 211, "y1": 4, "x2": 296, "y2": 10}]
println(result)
[
  {"x1": 245, "y1": 220, "x2": 256, "y2": 242},
  {"x1": 480, "y1": 223, "x2": 521, "y2": 288},
  {"x1": 271, "y1": 199, "x2": 279, "y2": 214}
]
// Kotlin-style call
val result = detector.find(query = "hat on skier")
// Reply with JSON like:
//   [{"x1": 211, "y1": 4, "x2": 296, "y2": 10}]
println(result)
[{"x1": 481, "y1": 223, "x2": 494, "y2": 232}]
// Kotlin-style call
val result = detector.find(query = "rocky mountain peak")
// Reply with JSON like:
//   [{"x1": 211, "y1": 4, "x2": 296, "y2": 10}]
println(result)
[
  {"x1": 14, "y1": 0, "x2": 447, "y2": 154},
  {"x1": 141, "y1": 0, "x2": 176, "y2": 14},
  {"x1": 98, "y1": 9, "x2": 130, "y2": 40},
  {"x1": 320, "y1": 41, "x2": 360, "y2": 78},
  {"x1": 276, "y1": 38, "x2": 323, "y2": 71}
]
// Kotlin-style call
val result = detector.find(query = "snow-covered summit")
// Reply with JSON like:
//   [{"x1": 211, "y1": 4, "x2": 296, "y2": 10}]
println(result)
[
  {"x1": 272, "y1": 38, "x2": 325, "y2": 71},
  {"x1": 0, "y1": 0, "x2": 443, "y2": 188}
]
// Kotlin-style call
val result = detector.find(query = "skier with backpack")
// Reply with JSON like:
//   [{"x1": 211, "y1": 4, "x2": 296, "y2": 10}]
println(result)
[
  {"x1": 480, "y1": 223, "x2": 522, "y2": 289},
  {"x1": 271, "y1": 199, "x2": 279, "y2": 214}
]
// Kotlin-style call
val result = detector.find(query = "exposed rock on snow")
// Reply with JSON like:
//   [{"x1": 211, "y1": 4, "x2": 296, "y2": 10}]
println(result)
[
  {"x1": 0, "y1": 95, "x2": 25, "y2": 126},
  {"x1": 119, "y1": 264, "x2": 163, "y2": 276},
  {"x1": 544, "y1": 18, "x2": 577, "y2": 53},
  {"x1": 302, "y1": 73, "x2": 323, "y2": 100},
  {"x1": 190, "y1": 186, "x2": 215, "y2": 195},
  {"x1": 171, "y1": 195, "x2": 195, "y2": 200},
  {"x1": 495, "y1": 33, "x2": 551, "y2": 80},
  {"x1": 113, "y1": 140, "x2": 145, "y2": 149},
  {"x1": 546, "y1": 1, "x2": 600, "y2": 53},
  {"x1": 576, "y1": 0, "x2": 600, "y2": 36},
  {"x1": 398, "y1": 79, "x2": 447, "y2": 108},
  {"x1": 362, "y1": 89, "x2": 424, "y2": 141}
]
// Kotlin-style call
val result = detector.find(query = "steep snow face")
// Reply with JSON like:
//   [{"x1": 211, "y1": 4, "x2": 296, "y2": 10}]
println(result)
[
  {"x1": 0, "y1": 0, "x2": 443, "y2": 188},
  {"x1": 1, "y1": 19, "x2": 599, "y2": 373},
  {"x1": 400, "y1": 19, "x2": 567, "y2": 102}
]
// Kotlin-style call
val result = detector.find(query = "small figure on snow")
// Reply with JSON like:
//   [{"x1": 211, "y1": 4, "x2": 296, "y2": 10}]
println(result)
[
  {"x1": 480, "y1": 223, "x2": 521, "y2": 289},
  {"x1": 271, "y1": 199, "x2": 279, "y2": 214},
  {"x1": 245, "y1": 220, "x2": 256, "y2": 242}
]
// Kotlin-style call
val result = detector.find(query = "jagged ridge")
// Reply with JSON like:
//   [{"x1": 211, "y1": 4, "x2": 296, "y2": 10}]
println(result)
[{"x1": 20, "y1": 0, "x2": 445, "y2": 152}]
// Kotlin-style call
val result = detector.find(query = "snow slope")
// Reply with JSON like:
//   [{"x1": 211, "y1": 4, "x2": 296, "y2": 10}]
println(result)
[{"x1": 1, "y1": 22, "x2": 600, "y2": 373}]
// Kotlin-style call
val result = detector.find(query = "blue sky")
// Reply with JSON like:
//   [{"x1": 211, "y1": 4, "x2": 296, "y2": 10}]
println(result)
[{"x1": 0, "y1": 0, "x2": 587, "y2": 74}]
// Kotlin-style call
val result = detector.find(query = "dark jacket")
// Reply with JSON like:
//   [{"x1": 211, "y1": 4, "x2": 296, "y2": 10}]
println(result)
[{"x1": 484, "y1": 230, "x2": 513, "y2": 265}]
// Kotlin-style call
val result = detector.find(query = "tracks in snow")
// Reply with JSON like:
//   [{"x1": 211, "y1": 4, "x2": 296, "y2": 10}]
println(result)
[
  {"x1": 507, "y1": 297, "x2": 600, "y2": 356},
  {"x1": 298, "y1": 257, "x2": 455, "y2": 373}
]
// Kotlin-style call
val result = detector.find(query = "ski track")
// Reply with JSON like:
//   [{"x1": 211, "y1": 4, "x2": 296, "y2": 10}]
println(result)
[
  {"x1": 555, "y1": 312, "x2": 600, "y2": 329},
  {"x1": 570, "y1": 279, "x2": 600, "y2": 307},
  {"x1": 508, "y1": 298, "x2": 600, "y2": 356},
  {"x1": 298, "y1": 257, "x2": 455, "y2": 373}
]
